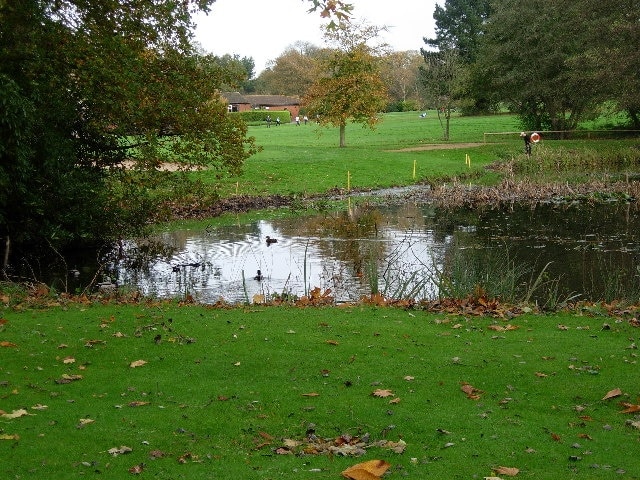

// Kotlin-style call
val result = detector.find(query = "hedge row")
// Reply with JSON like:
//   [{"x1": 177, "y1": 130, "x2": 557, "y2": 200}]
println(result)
[{"x1": 231, "y1": 110, "x2": 292, "y2": 125}]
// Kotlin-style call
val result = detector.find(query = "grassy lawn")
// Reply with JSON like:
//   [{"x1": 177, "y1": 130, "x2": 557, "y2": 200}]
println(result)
[
  {"x1": 189, "y1": 111, "x2": 639, "y2": 199},
  {"x1": 2, "y1": 301, "x2": 640, "y2": 479},
  {"x1": 196, "y1": 112, "x2": 521, "y2": 197}
]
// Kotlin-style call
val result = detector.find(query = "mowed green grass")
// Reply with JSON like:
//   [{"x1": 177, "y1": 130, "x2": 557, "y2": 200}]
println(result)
[
  {"x1": 199, "y1": 112, "x2": 522, "y2": 196},
  {"x1": 2, "y1": 302, "x2": 639, "y2": 479}
]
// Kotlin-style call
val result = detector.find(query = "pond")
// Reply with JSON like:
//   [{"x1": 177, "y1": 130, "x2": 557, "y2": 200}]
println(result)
[{"x1": 76, "y1": 198, "x2": 640, "y2": 306}]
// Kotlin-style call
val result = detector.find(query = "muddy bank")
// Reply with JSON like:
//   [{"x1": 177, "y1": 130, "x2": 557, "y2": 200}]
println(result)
[{"x1": 164, "y1": 179, "x2": 640, "y2": 220}]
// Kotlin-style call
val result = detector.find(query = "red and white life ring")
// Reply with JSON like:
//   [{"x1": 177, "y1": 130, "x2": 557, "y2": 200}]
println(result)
[{"x1": 530, "y1": 132, "x2": 541, "y2": 143}]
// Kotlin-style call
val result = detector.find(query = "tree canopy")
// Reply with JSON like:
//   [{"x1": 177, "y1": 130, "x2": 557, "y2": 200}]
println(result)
[
  {"x1": 425, "y1": 0, "x2": 640, "y2": 129},
  {"x1": 304, "y1": 22, "x2": 388, "y2": 147},
  {"x1": 0, "y1": 0, "x2": 353, "y2": 269}
]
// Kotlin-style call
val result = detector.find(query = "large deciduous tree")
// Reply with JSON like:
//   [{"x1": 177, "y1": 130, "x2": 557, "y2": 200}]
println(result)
[
  {"x1": 380, "y1": 51, "x2": 425, "y2": 111},
  {"x1": 573, "y1": 0, "x2": 640, "y2": 128},
  {"x1": 467, "y1": 0, "x2": 639, "y2": 130},
  {"x1": 256, "y1": 42, "x2": 325, "y2": 96},
  {"x1": 303, "y1": 22, "x2": 388, "y2": 147},
  {"x1": 0, "y1": 0, "x2": 352, "y2": 270}
]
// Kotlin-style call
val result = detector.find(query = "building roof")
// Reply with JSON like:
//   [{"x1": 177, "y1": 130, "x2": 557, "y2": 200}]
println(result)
[{"x1": 221, "y1": 92, "x2": 250, "y2": 104}]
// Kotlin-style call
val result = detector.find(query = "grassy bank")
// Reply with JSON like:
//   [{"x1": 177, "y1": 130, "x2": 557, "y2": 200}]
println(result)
[{"x1": 2, "y1": 300, "x2": 640, "y2": 479}]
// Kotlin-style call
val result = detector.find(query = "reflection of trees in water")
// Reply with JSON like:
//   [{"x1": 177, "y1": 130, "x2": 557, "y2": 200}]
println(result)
[{"x1": 280, "y1": 206, "x2": 386, "y2": 289}]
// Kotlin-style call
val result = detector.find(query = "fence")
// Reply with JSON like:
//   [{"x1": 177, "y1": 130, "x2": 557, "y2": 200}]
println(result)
[{"x1": 483, "y1": 130, "x2": 640, "y2": 144}]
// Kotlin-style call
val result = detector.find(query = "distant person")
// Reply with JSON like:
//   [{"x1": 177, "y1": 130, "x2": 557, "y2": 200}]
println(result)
[
  {"x1": 420, "y1": 112, "x2": 427, "y2": 118},
  {"x1": 276, "y1": 116, "x2": 280, "y2": 126},
  {"x1": 266, "y1": 115, "x2": 271, "y2": 128},
  {"x1": 303, "y1": 115, "x2": 308, "y2": 124},
  {"x1": 295, "y1": 115, "x2": 300, "y2": 126},
  {"x1": 520, "y1": 131, "x2": 532, "y2": 156}
]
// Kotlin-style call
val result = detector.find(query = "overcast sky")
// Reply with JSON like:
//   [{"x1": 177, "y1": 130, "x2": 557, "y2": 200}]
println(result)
[{"x1": 194, "y1": 0, "x2": 438, "y2": 75}]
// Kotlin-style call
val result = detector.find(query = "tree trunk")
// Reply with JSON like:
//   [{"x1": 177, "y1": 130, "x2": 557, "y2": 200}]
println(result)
[
  {"x1": 2, "y1": 236, "x2": 9, "y2": 270},
  {"x1": 339, "y1": 124, "x2": 346, "y2": 147}
]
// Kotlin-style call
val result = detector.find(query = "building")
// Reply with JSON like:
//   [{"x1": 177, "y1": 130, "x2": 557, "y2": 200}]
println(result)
[{"x1": 221, "y1": 92, "x2": 301, "y2": 119}]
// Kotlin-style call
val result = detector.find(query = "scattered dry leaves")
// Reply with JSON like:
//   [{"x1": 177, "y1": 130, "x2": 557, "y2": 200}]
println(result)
[{"x1": 129, "y1": 359, "x2": 147, "y2": 368}]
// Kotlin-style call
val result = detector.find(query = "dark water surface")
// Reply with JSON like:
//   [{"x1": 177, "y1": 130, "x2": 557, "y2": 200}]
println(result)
[{"x1": 76, "y1": 200, "x2": 640, "y2": 305}]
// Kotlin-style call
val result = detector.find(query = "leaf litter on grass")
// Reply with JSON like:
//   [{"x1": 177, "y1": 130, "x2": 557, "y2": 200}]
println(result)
[{"x1": 3, "y1": 303, "x2": 640, "y2": 478}]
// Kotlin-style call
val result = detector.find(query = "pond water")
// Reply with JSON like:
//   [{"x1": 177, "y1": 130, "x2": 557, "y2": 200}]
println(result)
[{"x1": 81, "y1": 198, "x2": 640, "y2": 305}]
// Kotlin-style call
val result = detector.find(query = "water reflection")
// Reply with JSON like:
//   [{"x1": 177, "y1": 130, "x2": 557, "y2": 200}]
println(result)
[{"x1": 110, "y1": 201, "x2": 640, "y2": 304}]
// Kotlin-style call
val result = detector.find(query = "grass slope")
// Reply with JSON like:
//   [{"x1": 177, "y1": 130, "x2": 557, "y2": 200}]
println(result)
[
  {"x1": 199, "y1": 112, "x2": 521, "y2": 197},
  {"x1": 2, "y1": 302, "x2": 639, "y2": 479}
]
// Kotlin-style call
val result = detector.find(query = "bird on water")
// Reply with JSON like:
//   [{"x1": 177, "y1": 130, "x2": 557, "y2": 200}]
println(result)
[
  {"x1": 254, "y1": 269, "x2": 264, "y2": 281},
  {"x1": 266, "y1": 236, "x2": 278, "y2": 245}
]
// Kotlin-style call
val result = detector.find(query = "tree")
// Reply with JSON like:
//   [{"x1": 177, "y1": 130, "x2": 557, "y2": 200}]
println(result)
[
  {"x1": 420, "y1": 48, "x2": 464, "y2": 140},
  {"x1": 0, "y1": 0, "x2": 354, "y2": 270},
  {"x1": 474, "y1": 0, "x2": 610, "y2": 131},
  {"x1": 425, "y1": 0, "x2": 492, "y2": 64},
  {"x1": 304, "y1": 22, "x2": 388, "y2": 147},
  {"x1": 255, "y1": 42, "x2": 324, "y2": 96},
  {"x1": 573, "y1": 0, "x2": 640, "y2": 127},
  {"x1": 379, "y1": 51, "x2": 425, "y2": 111}
]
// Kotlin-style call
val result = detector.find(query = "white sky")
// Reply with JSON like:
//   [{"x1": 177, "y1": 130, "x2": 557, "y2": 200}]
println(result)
[{"x1": 194, "y1": 0, "x2": 438, "y2": 75}]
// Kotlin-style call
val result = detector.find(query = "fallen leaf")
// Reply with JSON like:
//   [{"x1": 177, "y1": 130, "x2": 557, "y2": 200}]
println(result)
[
  {"x1": 128, "y1": 401, "x2": 150, "y2": 407},
  {"x1": 461, "y1": 382, "x2": 483, "y2": 400},
  {"x1": 341, "y1": 459, "x2": 391, "y2": 480},
  {"x1": 0, "y1": 433, "x2": 19, "y2": 440},
  {"x1": 129, "y1": 359, "x2": 147, "y2": 368},
  {"x1": 602, "y1": 388, "x2": 622, "y2": 400},
  {"x1": 494, "y1": 466, "x2": 520, "y2": 476},
  {"x1": 535, "y1": 372, "x2": 548, "y2": 378},
  {"x1": 77, "y1": 418, "x2": 95, "y2": 428},
  {"x1": 0, "y1": 341, "x2": 17, "y2": 347},
  {"x1": 326, "y1": 339, "x2": 339, "y2": 345},
  {"x1": 619, "y1": 402, "x2": 640, "y2": 414},
  {"x1": 372, "y1": 389, "x2": 394, "y2": 398},
  {"x1": 557, "y1": 324, "x2": 569, "y2": 330},
  {"x1": 389, "y1": 397, "x2": 401, "y2": 404},
  {"x1": 1, "y1": 409, "x2": 32, "y2": 419},
  {"x1": 55, "y1": 373, "x2": 83, "y2": 384},
  {"x1": 62, "y1": 356, "x2": 76, "y2": 364},
  {"x1": 178, "y1": 452, "x2": 197, "y2": 463},
  {"x1": 108, "y1": 445, "x2": 133, "y2": 456},
  {"x1": 302, "y1": 392, "x2": 320, "y2": 397},
  {"x1": 31, "y1": 404, "x2": 48, "y2": 411},
  {"x1": 386, "y1": 439, "x2": 406, "y2": 453},
  {"x1": 403, "y1": 375, "x2": 415, "y2": 381},
  {"x1": 128, "y1": 463, "x2": 144, "y2": 474}
]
